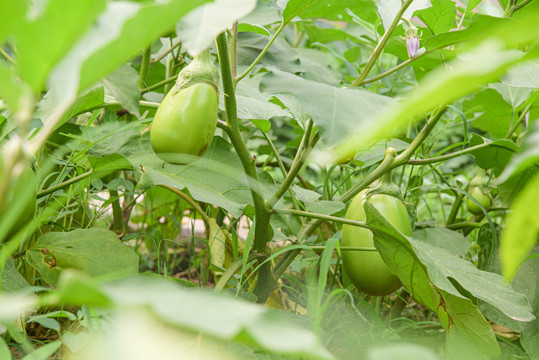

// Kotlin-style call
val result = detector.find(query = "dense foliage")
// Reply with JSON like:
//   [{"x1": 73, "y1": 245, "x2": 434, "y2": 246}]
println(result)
[{"x1": 0, "y1": 0, "x2": 538, "y2": 359}]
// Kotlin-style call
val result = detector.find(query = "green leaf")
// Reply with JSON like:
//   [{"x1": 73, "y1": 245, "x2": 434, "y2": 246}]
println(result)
[
  {"x1": 0, "y1": 337, "x2": 11, "y2": 360},
  {"x1": 512, "y1": 256, "x2": 539, "y2": 359},
  {"x1": 501, "y1": 60, "x2": 539, "y2": 88},
  {"x1": 413, "y1": 227, "x2": 470, "y2": 257},
  {"x1": 468, "y1": 134, "x2": 519, "y2": 177},
  {"x1": 489, "y1": 82, "x2": 532, "y2": 108},
  {"x1": 176, "y1": 0, "x2": 256, "y2": 56},
  {"x1": 260, "y1": 70, "x2": 395, "y2": 146},
  {"x1": 330, "y1": 12, "x2": 539, "y2": 162},
  {"x1": 1, "y1": 257, "x2": 29, "y2": 293},
  {"x1": 15, "y1": 0, "x2": 106, "y2": 93},
  {"x1": 282, "y1": 0, "x2": 321, "y2": 24},
  {"x1": 415, "y1": 0, "x2": 457, "y2": 35},
  {"x1": 362, "y1": 202, "x2": 534, "y2": 358},
  {"x1": 499, "y1": 120, "x2": 539, "y2": 182},
  {"x1": 464, "y1": 89, "x2": 513, "y2": 138},
  {"x1": 48, "y1": 0, "x2": 211, "y2": 101},
  {"x1": 441, "y1": 291, "x2": 500, "y2": 360},
  {"x1": 0, "y1": 63, "x2": 31, "y2": 112},
  {"x1": 34, "y1": 86, "x2": 105, "y2": 133},
  {"x1": 102, "y1": 276, "x2": 334, "y2": 359},
  {"x1": 500, "y1": 172, "x2": 539, "y2": 280},
  {"x1": 21, "y1": 341, "x2": 61, "y2": 360},
  {"x1": 84, "y1": 120, "x2": 276, "y2": 217},
  {"x1": 102, "y1": 64, "x2": 140, "y2": 117},
  {"x1": 367, "y1": 343, "x2": 441, "y2": 360},
  {"x1": 54, "y1": 269, "x2": 112, "y2": 307},
  {"x1": 0, "y1": 0, "x2": 27, "y2": 44},
  {"x1": 424, "y1": 15, "x2": 508, "y2": 50},
  {"x1": 299, "y1": 0, "x2": 379, "y2": 24},
  {"x1": 26, "y1": 228, "x2": 139, "y2": 287}
]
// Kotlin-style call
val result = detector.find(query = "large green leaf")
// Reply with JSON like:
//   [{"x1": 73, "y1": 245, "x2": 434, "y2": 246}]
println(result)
[
  {"x1": 468, "y1": 134, "x2": 519, "y2": 176},
  {"x1": 14, "y1": 0, "x2": 106, "y2": 93},
  {"x1": 47, "y1": 0, "x2": 211, "y2": 104},
  {"x1": 415, "y1": 0, "x2": 457, "y2": 35},
  {"x1": 26, "y1": 228, "x2": 139, "y2": 287},
  {"x1": 362, "y1": 201, "x2": 536, "y2": 358},
  {"x1": 329, "y1": 11, "x2": 539, "y2": 162},
  {"x1": 260, "y1": 70, "x2": 395, "y2": 146},
  {"x1": 95, "y1": 276, "x2": 334, "y2": 359}
]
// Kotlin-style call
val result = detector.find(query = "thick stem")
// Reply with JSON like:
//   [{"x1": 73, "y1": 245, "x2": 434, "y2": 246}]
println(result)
[
  {"x1": 351, "y1": 0, "x2": 415, "y2": 87},
  {"x1": 216, "y1": 32, "x2": 273, "y2": 302},
  {"x1": 138, "y1": 46, "x2": 152, "y2": 90}
]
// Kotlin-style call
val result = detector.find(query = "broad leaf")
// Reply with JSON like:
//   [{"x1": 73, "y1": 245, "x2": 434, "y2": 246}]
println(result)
[
  {"x1": 1, "y1": 257, "x2": 29, "y2": 293},
  {"x1": 101, "y1": 276, "x2": 334, "y2": 359},
  {"x1": 330, "y1": 12, "x2": 539, "y2": 162},
  {"x1": 176, "y1": 0, "x2": 256, "y2": 56},
  {"x1": 468, "y1": 134, "x2": 518, "y2": 177},
  {"x1": 102, "y1": 64, "x2": 140, "y2": 117},
  {"x1": 15, "y1": 0, "x2": 106, "y2": 93},
  {"x1": 26, "y1": 228, "x2": 139, "y2": 286},
  {"x1": 260, "y1": 70, "x2": 395, "y2": 146}
]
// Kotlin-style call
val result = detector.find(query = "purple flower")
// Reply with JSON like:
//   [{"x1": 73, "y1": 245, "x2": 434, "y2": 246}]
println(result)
[{"x1": 406, "y1": 35, "x2": 419, "y2": 58}]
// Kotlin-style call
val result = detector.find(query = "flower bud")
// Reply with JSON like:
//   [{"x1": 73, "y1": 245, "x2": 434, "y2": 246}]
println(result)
[{"x1": 406, "y1": 35, "x2": 420, "y2": 58}]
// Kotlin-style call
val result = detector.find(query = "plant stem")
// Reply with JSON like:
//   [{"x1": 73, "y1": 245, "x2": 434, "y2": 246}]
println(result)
[
  {"x1": 151, "y1": 39, "x2": 182, "y2": 65},
  {"x1": 235, "y1": 22, "x2": 286, "y2": 83},
  {"x1": 360, "y1": 50, "x2": 430, "y2": 85},
  {"x1": 216, "y1": 32, "x2": 273, "y2": 302},
  {"x1": 0, "y1": 48, "x2": 15, "y2": 65},
  {"x1": 405, "y1": 141, "x2": 496, "y2": 165},
  {"x1": 109, "y1": 189, "x2": 124, "y2": 234},
  {"x1": 351, "y1": 0, "x2": 415, "y2": 87},
  {"x1": 273, "y1": 208, "x2": 372, "y2": 230},
  {"x1": 504, "y1": 104, "x2": 531, "y2": 139},
  {"x1": 267, "y1": 121, "x2": 319, "y2": 208},
  {"x1": 446, "y1": 221, "x2": 483, "y2": 230},
  {"x1": 262, "y1": 132, "x2": 301, "y2": 209},
  {"x1": 37, "y1": 170, "x2": 94, "y2": 198},
  {"x1": 230, "y1": 22, "x2": 238, "y2": 79},
  {"x1": 138, "y1": 46, "x2": 152, "y2": 90},
  {"x1": 446, "y1": 193, "x2": 465, "y2": 225},
  {"x1": 272, "y1": 106, "x2": 446, "y2": 282},
  {"x1": 310, "y1": 246, "x2": 378, "y2": 251},
  {"x1": 161, "y1": 185, "x2": 210, "y2": 226},
  {"x1": 140, "y1": 75, "x2": 179, "y2": 94}
]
